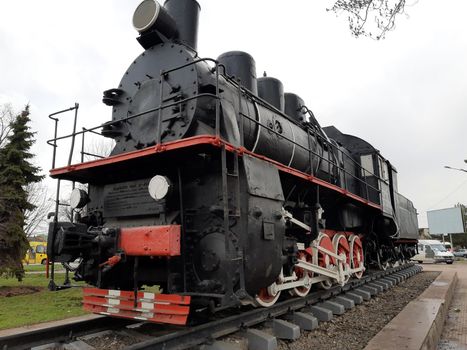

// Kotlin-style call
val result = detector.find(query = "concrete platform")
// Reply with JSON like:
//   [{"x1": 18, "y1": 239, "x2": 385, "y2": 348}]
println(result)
[
  {"x1": 0, "y1": 314, "x2": 103, "y2": 338},
  {"x1": 364, "y1": 266, "x2": 458, "y2": 350},
  {"x1": 423, "y1": 263, "x2": 467, "y2": 350}
]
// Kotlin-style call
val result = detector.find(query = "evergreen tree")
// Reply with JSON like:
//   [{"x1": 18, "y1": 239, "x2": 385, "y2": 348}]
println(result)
[{"x1": 0, "y1": 106, "x2": 43, "y2": 280}]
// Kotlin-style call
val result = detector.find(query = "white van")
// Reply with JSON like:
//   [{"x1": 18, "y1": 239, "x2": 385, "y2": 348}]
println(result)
[{"x1": 412, "y1": 240, "x2": 454, "y2": 264}]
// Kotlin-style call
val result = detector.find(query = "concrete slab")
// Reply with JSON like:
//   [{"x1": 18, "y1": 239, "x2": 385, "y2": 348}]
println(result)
[
  {"x1": 344, "y1": 292, "x2": 363, "y2": 305},
  {"x1": 32, "y1": 343, "x2": 62, "y2": 350},
  {"x1": 385, "y1": 276, "x2": 399, "y2": 284},
  {"x1": 379, "y1": 278, "x2": 394, "y2": 287},
  {"x1": 201, "y1": 341, "x2": 242, "y2": 350},
  {"x1": 367, "y1": 283, "x2": 384, "y2": 293},
  {"x1": 78, "y1": 330, "x2": 112, "y2": 341},
  {"x1": 359, "y1": 285, "x2": 378, "y2": 296},
  {"x1": 32, "y1": 341, "x2": 95, "y2": 350},
  {"x1": 352, "y1": 288, "x2": 372, "y2": 301},
  {"x1": 392, "y1": 272, "x2": 407, "y2": 280},
  {"x1": 334, "y1": 296, "x2": 355, "y2": 310},
  {"x1": 372, "y1": 280, "x2": 389, "y2": 290},
  {"x1": 291, "y1": 312, "x2": 319, "y2": 331},
  {"x1": 318, "y1": 301, "x2": 345, "y2": 315},
  {"x1": 364, "y1": 270, "x2": 458, "y2": 350},
  {"x1": 272, "y1": 319, "x2": 300, "y2": 340},
  {"x1": 247, "y1": 329, "x2": 277, "y2": 350},
  {"x1": 308, "y1": 305, "x2": 333, "y2": 322},
  {"x1": 66, "y1": 341, "x2": 96, "y2": 350}
]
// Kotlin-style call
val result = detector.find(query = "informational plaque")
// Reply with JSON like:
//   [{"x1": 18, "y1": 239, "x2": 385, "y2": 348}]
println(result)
[{"x1": 103, "y1": 178, "x2": 161, "y2": 217}]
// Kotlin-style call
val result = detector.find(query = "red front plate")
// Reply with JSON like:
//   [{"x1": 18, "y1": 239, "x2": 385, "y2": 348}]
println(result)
[
  {"x1": 119, "y1": 225, "x2": 181, "y2": 256},
  {"x1": 83, "y1": 288, "x2": 191, "y2": 325}
]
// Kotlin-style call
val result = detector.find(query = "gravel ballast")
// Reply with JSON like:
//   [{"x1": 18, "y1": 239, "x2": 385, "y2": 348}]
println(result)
[{"x1": 278, "y1": 271, "x2": 440, "y2": 350}]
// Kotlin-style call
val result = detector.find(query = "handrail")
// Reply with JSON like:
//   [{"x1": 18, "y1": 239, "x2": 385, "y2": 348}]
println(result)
[
  {"x1": 47, "y1": 93, "x2": 219, "y2": 145},
  {"x1": 48, "y1": 103, "x2": 79, "y2": 169}
]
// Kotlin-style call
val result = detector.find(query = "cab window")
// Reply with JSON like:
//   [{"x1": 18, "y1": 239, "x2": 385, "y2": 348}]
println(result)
[
  {"x1": 36, "y1": 245, "x2": 46, "y2": 254},
  {"x1": 418, "y1": 244, "x2": 424, "y2": 251},
  {"x1": 360, "y1": 154, "x2": 374, "y2": 177},
  {"x1": 378, "y1": 157, "x2": 389, "y2": 181},
  {"x1": 391, "y1": 169, "x2": 398, "y2": 191}
]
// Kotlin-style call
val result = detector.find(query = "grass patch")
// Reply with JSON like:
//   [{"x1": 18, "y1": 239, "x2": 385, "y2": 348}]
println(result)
[
  {"x1": 0, "y1": 273, "x2": 89, "y2": 330},
  {"x1": 142, "y1": 285, "x2": 161, "y2": 293},
  {"x1": 23, "y1": 264, "x2": 65, "y2": 273},
  {"x1": 1, "y1": 273, "x2": 54, "y2": 288},
  {"x1": 0, "y1": 273, "x2": 162, "y2": 330}
]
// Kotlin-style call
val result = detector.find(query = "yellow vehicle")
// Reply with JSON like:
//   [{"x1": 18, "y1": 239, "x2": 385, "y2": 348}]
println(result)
[{"x1": 24, "y1": 241, "x2": 48, "y2": 265}]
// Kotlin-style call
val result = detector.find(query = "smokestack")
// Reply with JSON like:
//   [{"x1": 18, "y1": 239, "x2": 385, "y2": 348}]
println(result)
[{"x1": 164, "y1": 0, "x2": 201, "y2": 50}]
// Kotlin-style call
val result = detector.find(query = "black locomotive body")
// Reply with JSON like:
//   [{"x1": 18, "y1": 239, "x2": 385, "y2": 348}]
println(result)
[{"x1": 48, "y1": 0, "x2": 418, "y2": 324}]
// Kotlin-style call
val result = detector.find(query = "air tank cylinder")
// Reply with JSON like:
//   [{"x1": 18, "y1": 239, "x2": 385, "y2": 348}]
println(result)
[
  {"x1": 257, "y1": 77, "x2": 285, "y2": 112},
  {"x1": 285, "y1": 93, "x2": 306, "y2": 122},
  {"x1": 164, "y1": 0, "x2": 200, "y2": 50},
  {"x1": 217, "y1": 51, "x2": 258, "y2": 94}
]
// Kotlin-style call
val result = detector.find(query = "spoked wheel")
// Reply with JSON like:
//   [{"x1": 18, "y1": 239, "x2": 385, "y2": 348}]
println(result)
[
  {"x1": 332, "y1": 234, "x2": 351, "y2": 285},
  {"x1": 315, "y1": 233, "x2": 335, "y2": 289},
  {"x1": 290, "y1": 251, "x2": 313, "y2": 297},
  {"x1": 254, "y1": 275, "x2": 282, "y2": 307},
  {"x1": 349, "y1": 235, "x2": 364, "y2": 279}
]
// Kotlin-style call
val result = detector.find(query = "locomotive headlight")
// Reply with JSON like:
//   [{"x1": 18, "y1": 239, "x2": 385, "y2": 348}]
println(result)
[
  {"x1": 148, "y1": 175, "x2": 172, "y2": 201},
  {"x1": 70, "y1": 189, "x2": 89, "y2": 209},
  {"x1": 133, "y1": 0, "x2": 161, "y2": 33},
  {"x1": 133, "y1": 0, "x2": 178, "y2": 33}
]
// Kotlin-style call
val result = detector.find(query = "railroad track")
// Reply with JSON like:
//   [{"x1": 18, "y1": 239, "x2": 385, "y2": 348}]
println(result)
[
  {"x1": 0, "y1": 263, "x2": 422, "y2": 350},
  {"x1": 0, "y1": 317, "x2": 135, "y2": 350}
]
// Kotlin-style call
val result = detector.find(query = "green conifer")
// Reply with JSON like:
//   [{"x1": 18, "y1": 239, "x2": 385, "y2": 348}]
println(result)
[{"x1": 0, "y1": 106, "x2": 43, "y2": 280}]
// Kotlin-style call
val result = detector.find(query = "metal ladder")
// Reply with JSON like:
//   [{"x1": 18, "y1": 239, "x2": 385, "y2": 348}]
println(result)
[{"x1": 220, "y1": 141, "x2": 246, "y2": 303}]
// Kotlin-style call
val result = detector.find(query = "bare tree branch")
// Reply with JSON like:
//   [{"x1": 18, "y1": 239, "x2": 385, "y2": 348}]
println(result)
[
  {"x1": 83, "y1": 138, "x2": 115, "y2": 162},
  {"x1": 24, "y1": 182, "x2": 53, "y2": 237},
  {"x1": 58, "y1": 198, "x2": 73, "y2": 222},
  {"x1": 0, "y1": 103, "x2": 15, "y2": 148},
  {"x1": 329, "y1": 0, "x2": 410, "y2": 40}
]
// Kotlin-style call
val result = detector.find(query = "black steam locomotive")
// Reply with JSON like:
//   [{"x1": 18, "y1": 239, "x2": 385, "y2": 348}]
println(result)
[{"x1": 48, "y1": 0, "x2": 418, "y2": 325}]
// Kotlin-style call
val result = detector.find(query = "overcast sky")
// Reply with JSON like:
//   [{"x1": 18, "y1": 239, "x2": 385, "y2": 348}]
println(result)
[{"x1": 0, "y1": 0, "x2": 466, "y2": 228}]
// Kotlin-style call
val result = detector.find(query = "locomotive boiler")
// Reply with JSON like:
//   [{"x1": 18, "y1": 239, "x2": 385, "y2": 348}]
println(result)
[{"x1": 47, "y1": 0, "x2": 418, "y2": 324}]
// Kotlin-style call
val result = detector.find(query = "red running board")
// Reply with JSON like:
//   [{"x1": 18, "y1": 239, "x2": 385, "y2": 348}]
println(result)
[{"x1": 83, "y1": 288, "x2": 191, "y2": 325}]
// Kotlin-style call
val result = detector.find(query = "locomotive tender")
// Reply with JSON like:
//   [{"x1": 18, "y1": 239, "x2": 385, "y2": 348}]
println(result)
[{"x1": 48, "y1": 0, "x2": 418, "y2": 325}]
